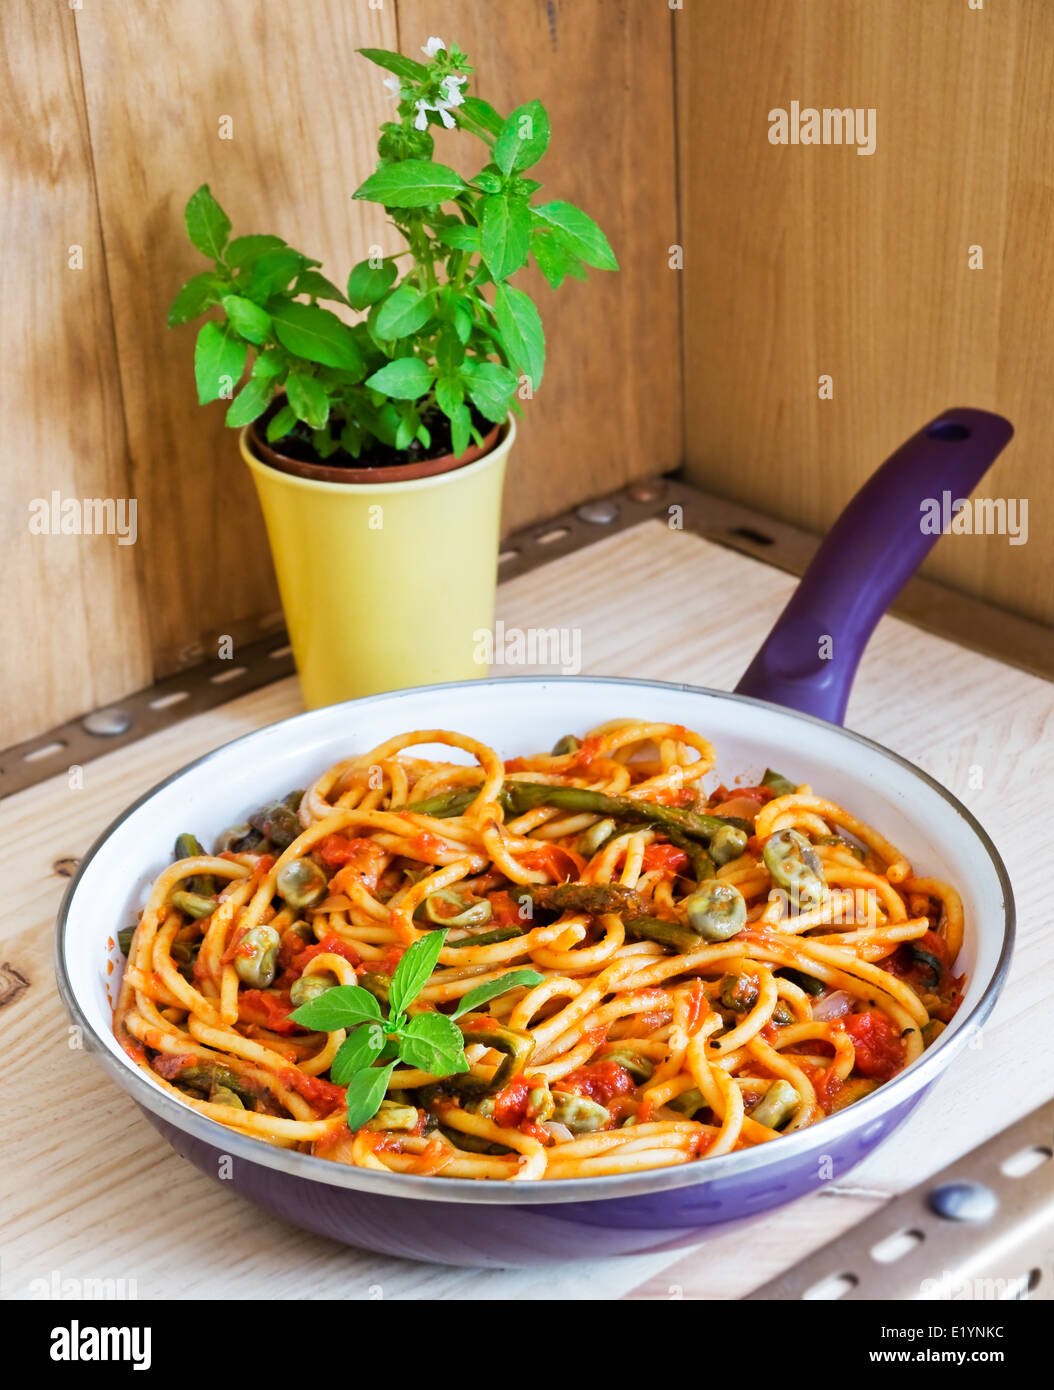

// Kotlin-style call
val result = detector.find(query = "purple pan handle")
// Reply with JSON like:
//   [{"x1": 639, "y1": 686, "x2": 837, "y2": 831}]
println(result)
[{"x1": 734, "y1": 407, "x2": 1014, "y2": 724}]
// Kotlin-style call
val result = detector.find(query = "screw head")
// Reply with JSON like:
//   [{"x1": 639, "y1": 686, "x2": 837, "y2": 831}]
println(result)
[
  {"x1": 575, "y1": 499, "x2": 620, "y2": 525},
  {"x1": 627, "y1": 480, "x2": 665, "y2": 502},
  {"x1": 82, "y1": 708, "x2": 133, "y2": 737},
  {"x1": 928, "y1": 1180, "x2": 998, "y2": 1223}
]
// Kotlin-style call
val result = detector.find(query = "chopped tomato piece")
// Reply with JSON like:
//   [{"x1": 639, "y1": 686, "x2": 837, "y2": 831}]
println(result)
[
  {"x1": 282, "y1": 1068, "x2": 345, "y2": 1114},
  {"x1": 238, "y1": 988, "x2": 299, "y2": 1034},
  {"x1": 641, "y1": 843, "x2": 690, "y2": 876},
  {"x1": 519, "y1": 842, "x2": 586, "y2": 882},
  {"x1": 487, "y1": 890, "x2": 527, "y2": 927},
  {"x1": 842, "y1": 1010, "x2": 906, "y2": 1082},
  {"x1": 317, "y1": 835, "x2": 387, "y2": 887},
  {"x1": 492, "y1": 1076, "x2": 531, "y2": 1127}
]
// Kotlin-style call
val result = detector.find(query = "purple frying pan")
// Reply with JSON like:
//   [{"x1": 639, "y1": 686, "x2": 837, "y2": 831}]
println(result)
[{"x1": 58, "y1": 407, "x2": 1015, "y2": 1267}]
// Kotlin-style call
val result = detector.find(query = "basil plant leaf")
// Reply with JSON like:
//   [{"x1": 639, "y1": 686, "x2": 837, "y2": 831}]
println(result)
[
  {"x1": 451, "y1": 968, "x2": 543, "y2": 1020},
  {"x1": 287, "y1": 984, "x2": 382, "y2": 1032},
  {"x1": 388, "y1": 929, "x2": 447, "y2": 1020},
  {"x1": 330, "y1": 1022, "x2": 388, "y2": 1085},
  {"x1": 345, "y1": 1061, "x2": 397, "y2": 1131},
  {"x1": 398, "y1": 1011, "x2": 470, "y2": 1076}
]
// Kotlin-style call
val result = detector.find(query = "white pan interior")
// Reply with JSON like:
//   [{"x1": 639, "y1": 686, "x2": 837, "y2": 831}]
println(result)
[{"x1": 62, "y1": 677, "x2": 1010, "y2": 1089}]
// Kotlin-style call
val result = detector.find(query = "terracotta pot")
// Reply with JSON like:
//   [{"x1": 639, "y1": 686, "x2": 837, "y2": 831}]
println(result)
[{"x1": 248, "y1": 414, "x2": 502, "y2": 484}]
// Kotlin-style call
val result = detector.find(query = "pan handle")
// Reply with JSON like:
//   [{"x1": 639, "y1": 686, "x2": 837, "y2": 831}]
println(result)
[{"x1": 734, "y1": 406, "x2": 1014, "y2": 724}]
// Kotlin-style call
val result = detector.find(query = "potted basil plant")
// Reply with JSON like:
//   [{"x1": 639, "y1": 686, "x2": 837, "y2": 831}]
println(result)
[{"x1": 168, "y1": 37, "x2": 617, "y2": 707}]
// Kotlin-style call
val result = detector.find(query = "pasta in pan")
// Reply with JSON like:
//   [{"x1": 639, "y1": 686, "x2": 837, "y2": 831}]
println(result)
[{"x1": 112, "y1": 720, "x2": 964, "y2": 1181}]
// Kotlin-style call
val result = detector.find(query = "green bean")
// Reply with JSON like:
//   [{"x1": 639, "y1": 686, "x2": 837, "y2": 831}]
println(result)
[
  {"x1": 750, "y1": 1079, "x2": 800, "y2": 1130},
  {"x1": 209, "y1": 1085, "x2": 245, "y2": 1109},
  {"x1": 214, "y1": 821, "x2": 265, "y2": 854},
  {"x1": 763, "y1": 828, "x2": 825, "y2": 909},
  {"x1": 762, "y1": 768, "x2": 797, "y2": 797},
  {"x1": 683, "y1": 881, "x2": 747, "y2": 941},
  {"x1": 779, "y1": 968, "x2": 825, "y2": 996},
  {"x1": 577, "y1": 817, "x2": 618, "y2": 857},
  {"x1": 173, "y1": 832, "x2": 214, "y2": 896},
  {"x1": 438, "y1": 1124, "x2": 512, "y2": 1155},
  {"x1": 596, "y1": 1047, "x2": 654, "y2": 1082},
  {"x1": 169, "y1": 940, "x2": 201, "y2": 980},
  {"x1": 359, "y1": 971, "x2": 391, "y2": 1005},
  {"x1": 233, "y1": 923, "x2": 280, "y2": 988},
  {"x1": 719, "y1": 972, "x2": 759, "y2": 1013},
  {"x1": 249, "y1": 799, "x2": 302, "y2": 850},
  {"x1": 117, "y1": 926, "x2": 135, "y2": 957},
  {"x1": 178, "y1": 1064, "x2": 255, "y2": 1107},
  {"x1": 709, "y1": 824, "x2": 749, "y2": 868},
  {"x1": 527, "y1": 1083, "x2": 554, "y2": 1122},
  {"x1": 289, "y1": 971, "x2": 337, "y2": 1007},
  {"x1": 668, "y1": 1087, "x2": 706, "y2": 1118},
  {"x1": 446, "y1": 925, "x2": 525, "y2": 949},
  {"x1": 551, "y1": 734, "x2": 581, "y2": 756},
  {"x1": 624, "y1": 914, "x2": 702, "y2": 954},
  {"x1": 815, "y1": 833, "x2": 867, "y2": 863},
  {"x1": 454, "y1": 1018, "x2": 535, "y2": 1092},
  {"x1": 829, "y1": 1077, "x2": 879, "y2": 1111},
  {"x1": 169, "y1": 890, "x2": 219, "y2": 919},
  {"x1": 420, "y1": 889, "x2": 492, "y2": 928},
  {"x1": 275, "y1": 857, "x2": 327, "y2": 909},
  {"x1": 550, "y1": 1091, "x2": 610, "y2": 1133},
  {"x1": 364, "y1": 1100, "x2": 419, "y2": 1132}
]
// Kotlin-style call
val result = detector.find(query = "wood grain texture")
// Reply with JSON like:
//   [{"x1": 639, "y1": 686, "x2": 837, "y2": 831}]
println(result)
[
  {"x1": 73, "y1": 0, "x2": 402, "y2": 675},
  {"x1": 678, "y1": 0, "x2": 1054, "y2": 627},
  {"x1": 3, "y1": 524, "x2": 1051, "y2": 1299},
  {"x1": 0, "y1": 0, "x2": 151, "y2": 747},
  {"x1": 395, "y1": 0, "x2": 684, "y2": 533}
]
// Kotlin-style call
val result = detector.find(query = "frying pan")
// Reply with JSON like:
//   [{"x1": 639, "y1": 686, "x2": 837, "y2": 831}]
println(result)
[{"x1": 57, "y1": 407, "x2": 1016, "y2": 1267}]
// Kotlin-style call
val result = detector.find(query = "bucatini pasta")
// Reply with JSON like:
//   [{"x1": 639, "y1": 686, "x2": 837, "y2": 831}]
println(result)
[{"x1": 112, "y1": 720, "x2": 964, "y2": 1181}]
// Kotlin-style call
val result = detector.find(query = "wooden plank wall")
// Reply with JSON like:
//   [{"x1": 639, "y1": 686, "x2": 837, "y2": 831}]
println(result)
[
  {"x1": 3, "y1": 0, "x2": 681, "y2": 746},
  {"x1": 9, "y1": 1, "x2": 1051, "y2": 751},
  {"x1": 0, "y1": 2, "x2": 152, "y2": 739},
  {"x1": 677, "y1": 0, "x2": 1054, "y2": 628}
]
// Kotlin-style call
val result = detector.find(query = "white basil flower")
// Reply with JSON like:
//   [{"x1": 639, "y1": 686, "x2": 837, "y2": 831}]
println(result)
[{"x1": 422, "y1": 36, "x2": 446, "y2": 58}]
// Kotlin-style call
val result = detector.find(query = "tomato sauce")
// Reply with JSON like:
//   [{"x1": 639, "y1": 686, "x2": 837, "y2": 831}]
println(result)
[
  {"x1": 557, "y1": 1059, "x2": 636, "y2": 1106},
  {"x1": 319, "y1": 836, "x2": 388, "y2": 890},
  {"x1": 841, "y1": 1011, "x2": 906, "y2": 1081},
  {"x1": 282, "y1": 1068, "x2": 345, "y2": 1114}
]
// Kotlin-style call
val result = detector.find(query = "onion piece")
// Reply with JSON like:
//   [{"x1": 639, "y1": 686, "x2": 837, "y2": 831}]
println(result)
[
  {"x1": 542, "y1": 1121, "x2": 575, "y2": 1144},
  {"x1": 812, "y1": 989, "x2": 853, "y2": 1021}
]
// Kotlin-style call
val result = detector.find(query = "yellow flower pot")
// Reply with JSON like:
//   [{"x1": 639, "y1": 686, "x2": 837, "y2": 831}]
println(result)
[{"x1": 240, "y1": 417, "x2": 514, "y2": 708}]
